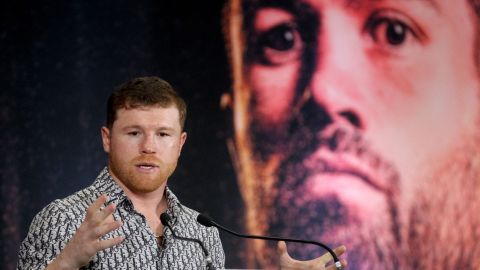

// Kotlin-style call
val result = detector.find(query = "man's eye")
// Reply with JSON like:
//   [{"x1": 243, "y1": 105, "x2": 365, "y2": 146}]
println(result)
[
  {"x1": 253, "y1": 23, "x2": 303, "y2": 65},
  {"x1": 365, "y1": 11, "x2": 422, "y2": 49},
  {"x1": 128, "y1": 131, "x2": 140, "y2": 136}
]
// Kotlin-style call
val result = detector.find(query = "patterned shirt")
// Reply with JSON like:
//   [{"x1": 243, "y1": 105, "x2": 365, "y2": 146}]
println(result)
[{"x1": 17, "y1": 167, "x2": 225, "y2": 269}]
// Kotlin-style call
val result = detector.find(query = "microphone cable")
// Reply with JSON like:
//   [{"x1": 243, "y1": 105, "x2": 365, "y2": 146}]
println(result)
[
  {"x1": 197, "y1": 213, "x2": 343, "y2": 270},
  {"x1": 160, "y1": 213, "x2": 215, "y2": 270}
]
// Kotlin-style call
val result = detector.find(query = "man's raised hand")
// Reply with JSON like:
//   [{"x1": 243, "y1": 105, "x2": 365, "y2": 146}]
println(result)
[
  {"x1": 278, "y1": 241, "x2": 347, "y2": 270},
  {"x1": 47, "y1": 195, "x2": 124, "y2": 270}
]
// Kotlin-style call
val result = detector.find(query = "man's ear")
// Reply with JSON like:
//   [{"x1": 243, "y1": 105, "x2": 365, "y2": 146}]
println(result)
[
  {"x1": 101, "y1": 126, "x2": 111, "y2": 153},
  {"x1": 178, "y1": 132, "x2": 187, "y2": 156}
]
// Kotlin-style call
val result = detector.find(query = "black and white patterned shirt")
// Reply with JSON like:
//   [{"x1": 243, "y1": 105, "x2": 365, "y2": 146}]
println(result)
[{"x1": 17, "y1": 167, "x2": 225, "y2": 269}]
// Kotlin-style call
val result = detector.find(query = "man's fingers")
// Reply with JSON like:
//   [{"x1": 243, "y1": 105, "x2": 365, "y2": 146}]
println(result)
[
  {"x1": 94, "y1": 236, "x2": 125, "y2": 252},
  {"x1": 324, "y1": 247, "x2": 347, "y2": 270},
  {"x1": 289, "y1": 245, "x2": 346, "y2": 268},
  {"x1": 86, "y1": 195, "x2": 108, "y2": 220},
  {"x1": 94, "y1": 220, "x2": 123, "y2": 239},
  {"x1": 92, "y1": 194, "x2": 109, "y2": 211},
  {"x1": 326, "y1": 259, "x2": 347, "y2": 270},
  {"x1": 278, "y1": 241, "x2": 307, "y2": 269},
  {"x1": 332, "y1": 246, "x2": 346, "y2": 257},
  {"x1": 317, "y1": 245, "x2": 346, "y2": 263},
  {"x1": 86, "y1": 195, "x2": 118, "y2": 226},
  {"x1": 96, "y1": 202, "x2": 117, "y2": 221},
  {"x1": 277, "y1": 242, "x2": 348, "y2": 270},
  {"x1": 277, "y1": 241, "x2": 287, "y2": 254}
]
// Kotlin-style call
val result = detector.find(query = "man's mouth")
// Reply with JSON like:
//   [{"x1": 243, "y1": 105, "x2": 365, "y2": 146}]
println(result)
[{"x1": 135, "y1": 162, "x2": 159, "y2": 171}]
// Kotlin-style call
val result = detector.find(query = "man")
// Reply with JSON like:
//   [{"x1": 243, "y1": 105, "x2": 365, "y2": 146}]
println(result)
[
  {"x1": 17, "y1": 76, "x2": 346, "y2": 269},
  {"x1": 222, "y1": 0, "x2": 480, "y2": 269},
  {"x1": 17, "y1": 77, "x2": 225, "y2": 269}
]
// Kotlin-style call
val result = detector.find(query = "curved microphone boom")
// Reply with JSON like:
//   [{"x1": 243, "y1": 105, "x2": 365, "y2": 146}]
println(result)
[
  {"x1": 160, "y1": 213, "x2": 215, "y2": 270},
  {"x1": 197, "y1": 214, "x2": 343, "y2": 270}
]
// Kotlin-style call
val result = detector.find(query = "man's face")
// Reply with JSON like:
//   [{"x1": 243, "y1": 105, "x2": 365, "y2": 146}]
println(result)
[
  {"x1": 236, "y1": 0, "x2": 480, "y2": 268},
  {"x1": 101, "y1": 105, "x2": 186, "y2": 194}
]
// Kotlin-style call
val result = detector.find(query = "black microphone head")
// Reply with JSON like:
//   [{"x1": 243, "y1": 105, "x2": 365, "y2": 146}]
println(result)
[
  {"x1": 197, "y1": 214, "x2": 215, "y2": 227},
  {"x1": 160, "y1": 212, "x2": 171, "y2": 226}
]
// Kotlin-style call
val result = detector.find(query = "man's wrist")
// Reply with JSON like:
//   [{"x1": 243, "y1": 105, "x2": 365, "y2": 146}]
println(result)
[{"x1": 46, "y1": 251, "x2": 79, "y2": 270}]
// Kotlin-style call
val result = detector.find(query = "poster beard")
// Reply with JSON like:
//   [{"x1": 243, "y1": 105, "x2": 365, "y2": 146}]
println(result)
[{"x1": 250, "y1": 109, "x2": 480, "y2": 269}]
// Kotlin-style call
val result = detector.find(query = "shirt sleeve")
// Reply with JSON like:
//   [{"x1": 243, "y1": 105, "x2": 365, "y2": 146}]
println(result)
[{"x1": 16, "y1": 201, "x2": 76, "y2": 270}]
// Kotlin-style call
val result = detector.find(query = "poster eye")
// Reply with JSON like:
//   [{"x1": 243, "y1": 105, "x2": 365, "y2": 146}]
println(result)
[
  {"x1": 260, "y1": 23, "x2": 298, "y2": 51},
  {"x1": 365, "y1": 10, "x2": 424, "y2": 51},
  {"x1": 253, "y1": 22, "x2": 303, "y2": 65},
  {"x1": 369, "y1": 18, "x2": 410, "y2": 46}
]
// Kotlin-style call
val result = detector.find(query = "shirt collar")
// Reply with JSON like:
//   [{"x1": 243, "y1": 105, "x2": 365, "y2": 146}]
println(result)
[
  {"x1": 164, "y1": 186, "x2": 182, "y2": 225},
  {"x1": 93, "y1": 167, "x2": 129, "y2": 206},
  {"x1": 93, "y1": 167, "x2": 183, "y2": 221}
]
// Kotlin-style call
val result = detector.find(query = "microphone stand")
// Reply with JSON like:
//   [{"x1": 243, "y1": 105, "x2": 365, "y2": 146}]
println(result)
[{"x1": 197, "y1": 214, "x2": 343, "y2": 270}]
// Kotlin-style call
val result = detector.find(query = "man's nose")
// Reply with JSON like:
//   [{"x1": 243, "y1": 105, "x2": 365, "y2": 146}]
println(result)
[
  {"x1": 308, "y1": 12, "x2": 365, "y2": 130},
  {"x1": 140, "y1": 135, "x2": 156, "y2": 154}
]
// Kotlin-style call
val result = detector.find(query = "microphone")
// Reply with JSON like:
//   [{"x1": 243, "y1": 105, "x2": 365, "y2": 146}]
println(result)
[
  {"x1": 160, "y1": 213, "x2": 215, "y2": 270},
  {"x1": 197, "y1": 214, "x2": 343, "y2": 270}
]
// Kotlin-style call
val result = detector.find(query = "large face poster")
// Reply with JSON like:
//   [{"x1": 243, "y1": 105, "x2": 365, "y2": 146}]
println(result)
[
  {"x1": 3, "y1": 1, "x2": 480, "y2": 269},
  {"x1": 222, "y1": 0, "x2": 480, "y2": 269}
]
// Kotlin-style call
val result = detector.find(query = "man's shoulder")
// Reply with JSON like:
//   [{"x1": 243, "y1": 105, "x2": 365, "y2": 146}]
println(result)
[
  {"x1": 175, "y1": 203, "x2": 219, "y2": 236},
  {"x1": 174, "y1": 202, "x2": 203, "y2": 226},
  {"x1": 60, "y1": 185, "x2": 100, "y2": 209},
  {"x1": 178, "y1": 203, "x2": 200, "y2": 217},
  {"x1": 166, "y1": 187, "x2": 202, "y2": 222},
  {"x1": 32, "y1": 184, "x2": 99, "y2": 227}
]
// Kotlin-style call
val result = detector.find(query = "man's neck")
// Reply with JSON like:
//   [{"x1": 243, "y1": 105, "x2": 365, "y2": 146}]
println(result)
[
  {"x1": 112, "y1": 178, "x2": 168, "y2": 214},
  {"x1": 125, "y1": 187, "x2": 168, "y2": 216},
  {"x1": 108, "y1": 169, "x2": 169, "y2": 235}
]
